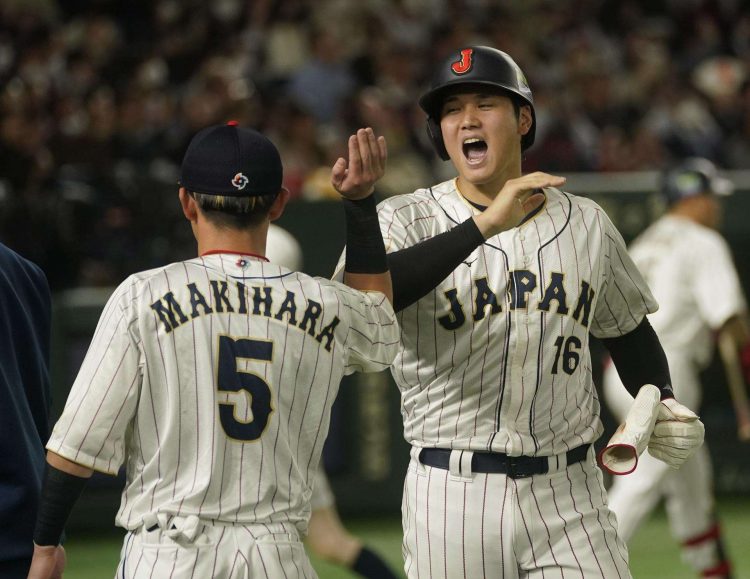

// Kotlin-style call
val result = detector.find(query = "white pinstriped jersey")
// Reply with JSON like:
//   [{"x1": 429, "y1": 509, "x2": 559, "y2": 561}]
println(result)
[
  {"x1": 48, "y1": 254, "x2": 398, "y2": 533},
  {"x1": 627, "y1": 215, "x2": 747, "y2": 368},
  {"x1": 338, "y1": 179, "x2": 657, "y2": 457}
]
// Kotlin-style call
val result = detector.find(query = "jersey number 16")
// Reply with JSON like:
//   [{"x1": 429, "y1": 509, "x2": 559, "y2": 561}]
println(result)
[{"x1": 551, "y1": 335, "x2": 581, "y2": 375}]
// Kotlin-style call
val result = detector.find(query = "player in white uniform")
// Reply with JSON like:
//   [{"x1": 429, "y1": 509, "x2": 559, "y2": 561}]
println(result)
[
  {"x1": 26, "y1": 123, "x2": 400, "y2": 579},
  {"x1": 603, "y1": 159, "x2": 749, "y2": 579},
  {"x1": 266, "y1": 224, "x2": 400, "y2": 578},
  {"x1": 335, "y1": 46, "x2": 704, "y2": 578}
]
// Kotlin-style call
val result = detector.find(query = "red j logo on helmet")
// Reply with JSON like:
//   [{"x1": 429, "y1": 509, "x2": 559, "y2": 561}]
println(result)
[
  {"x1": 451, "y1": 48, "x2": 474, "y2": 75},
  {"x1": 232, "y1": 172, "x2": 249, "y2": 190}
]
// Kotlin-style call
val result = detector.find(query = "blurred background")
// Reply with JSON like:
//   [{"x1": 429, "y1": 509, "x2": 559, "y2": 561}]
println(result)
[{"x1": 2, "y1": 0, "x2": 749, "y2": 576}]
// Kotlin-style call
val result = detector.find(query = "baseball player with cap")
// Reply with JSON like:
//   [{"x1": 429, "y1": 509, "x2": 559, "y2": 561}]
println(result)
[
  {"x1": 333, "y1": 46, "x2": 704, "y2": 578},
  {"x1": 26, "y1": 123, "x2": 400, "y2": 579},
  {"x1": 603, "y1": 158, "x2": 750, "y2": 579}
]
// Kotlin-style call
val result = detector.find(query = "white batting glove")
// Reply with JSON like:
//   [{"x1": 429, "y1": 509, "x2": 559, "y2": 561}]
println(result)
[
  {"x1": 598, "y1": 384, "x2": 661, "y2": 475},
  {"x1": 647, "y1": 398, "x2": 705, "y2": 469}
]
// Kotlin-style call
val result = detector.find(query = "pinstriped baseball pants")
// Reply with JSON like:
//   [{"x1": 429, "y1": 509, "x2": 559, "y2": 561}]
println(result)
[
  {"x1": 402, "y1": 446, "x2": 632, "y2": 578},
  {"x1": 116, "y1": 519, "x2": 317, "y2": 579}
]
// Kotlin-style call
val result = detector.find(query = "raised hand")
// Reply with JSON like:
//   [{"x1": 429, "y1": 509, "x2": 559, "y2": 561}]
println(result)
[
  {"x1": 474, "y1": 172, "x2": 566, "y2": 238},
  {"x1": 331, "y1": 127, "x2": 387, "y2": 200}
]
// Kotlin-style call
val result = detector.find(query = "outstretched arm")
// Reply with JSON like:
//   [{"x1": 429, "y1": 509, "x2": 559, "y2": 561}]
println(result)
[{"x1": 332, "y1": 127, "x2": 393, "y2": 304}]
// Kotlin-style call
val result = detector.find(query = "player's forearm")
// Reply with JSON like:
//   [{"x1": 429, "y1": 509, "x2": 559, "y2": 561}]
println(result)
[
  {"x1": 344, "y1": 271, "x2": 393, "y2": 304},
  {"x1": 342, "y1": 195, "x2": 393, "y2": 303},
  {"x1": 47, "y1": 450, "x2": 94, "y2": 478},
  {"x1": 387, "y1": 218, "x2": 485, "y2": 312},
  {"x1": 33, "y1": 452, "x2": 92, "y2": 548},
  {"x1": 717, "y1": 315, "x2": 750, "y2": 440},
  {"x1": 601, "y1": 317, "x2": 674, "y2": 400},
  {"x1": 717, "y1": 315, "x2": 750, "y2": 386}
]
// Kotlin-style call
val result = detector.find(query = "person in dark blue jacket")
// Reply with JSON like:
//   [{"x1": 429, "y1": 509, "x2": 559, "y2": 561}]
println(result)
[{"x1": 0, "y1": 242, "x2": 55, "y2": 578}]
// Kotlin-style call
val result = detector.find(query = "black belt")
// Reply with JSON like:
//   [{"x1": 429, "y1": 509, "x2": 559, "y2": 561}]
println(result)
[{"x1": 418, "y1": 444, "x2": 590, "y2": 479}]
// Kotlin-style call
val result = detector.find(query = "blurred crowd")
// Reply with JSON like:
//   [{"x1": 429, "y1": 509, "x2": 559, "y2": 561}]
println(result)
[{"x1": 1, "y1": 0, "x2": 749, "y2": 289}]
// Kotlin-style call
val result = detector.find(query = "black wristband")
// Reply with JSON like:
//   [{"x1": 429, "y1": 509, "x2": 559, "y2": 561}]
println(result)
[
  {"x1": 33, "y1": 464, "x2": 89, "y2": 546},
  {"x1": 343, "y1": 195, "x2": 388, "y2": 274}
]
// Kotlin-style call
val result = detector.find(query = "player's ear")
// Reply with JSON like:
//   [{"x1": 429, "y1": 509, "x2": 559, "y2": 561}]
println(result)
[
  {"x1": 518, "y1": 105, "x2": 532, "y2": 137},
  {"x1": 268, "y1": 187, "x2": 291, "y2": 222},
  {"x1": 179, "y1": 187, "x2": 198, "y2": 222}
]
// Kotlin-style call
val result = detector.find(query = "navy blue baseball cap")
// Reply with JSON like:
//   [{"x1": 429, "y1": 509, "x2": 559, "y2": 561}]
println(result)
[
  {"x1": 179, "y1": 121, "x2": 283, "y2": 197},
  {"x1": 661, "y1": 158, "x2": 733, "y2": 205}
]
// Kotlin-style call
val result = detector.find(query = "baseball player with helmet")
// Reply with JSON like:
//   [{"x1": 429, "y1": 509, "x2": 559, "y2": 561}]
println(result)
[
  {"x1": 266, "y1": 223, "x2": 400, "y2": 579},
  {"x1": 603, "y1": 158, "x2": 750, "y2": 579},
  {"x1": 26, "y1": 123, "x2": 400, "y2": 579},
  {"x1": 334, "y1": 46, "x2": 704, "y2": 578}
]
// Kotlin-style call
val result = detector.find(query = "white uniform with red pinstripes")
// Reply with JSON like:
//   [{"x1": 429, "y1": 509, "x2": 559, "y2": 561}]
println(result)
[
  {"x1": 603, "y1": 215, "x2": 747, "y2": 573},
  {"x1": 47, "y1": 253, "x2": 398, "y2": 579},
  {"x1": 336, "y1": 180, "x2": 657, "y2": 578}
]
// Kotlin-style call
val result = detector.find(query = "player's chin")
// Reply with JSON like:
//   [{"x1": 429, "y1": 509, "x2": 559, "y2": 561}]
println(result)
[{"x1": 457, "y1": 158, "x2": 494, "y2": 182}]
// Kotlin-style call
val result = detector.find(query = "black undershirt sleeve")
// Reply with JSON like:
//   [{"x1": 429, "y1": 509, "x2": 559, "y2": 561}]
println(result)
[
  {"x1": 601, "y1": 317, "x2": 675, "y2": 400},
  {"x1": 33, "y1": 464, "x2": 89, "y2": 546},
  {"x1": 387, "y1": 218, "x2": 486, "y2": 312},
  {"x1": 342, "y1": 195, "x2": 388, "y2": 273}
]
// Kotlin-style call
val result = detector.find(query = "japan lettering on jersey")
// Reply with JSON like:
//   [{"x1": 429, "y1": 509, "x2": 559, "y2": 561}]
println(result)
[
  {"x1": 336, "y1": 180, "x2": 656, "y2": 456},
  {"x1": 48, "y1": 254, "x2": 398, "y2": 532}
]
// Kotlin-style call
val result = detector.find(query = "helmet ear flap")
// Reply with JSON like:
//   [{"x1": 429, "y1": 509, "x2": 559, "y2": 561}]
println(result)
[{"x1": 426, "y1": 117, "x2": 450, "y2": 161}]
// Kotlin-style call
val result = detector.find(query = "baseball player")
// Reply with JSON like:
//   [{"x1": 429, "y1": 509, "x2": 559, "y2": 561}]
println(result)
[
  {"x1": 603, "y1": 158, "x2": 749, "y2": 579},
  {"x1": 334, "y1": 46, "x2": 704, "y2": 578},
  {"x1": 0, "y1": 243, "x2": 53, "y2": 579},
  {"x1": 26, "y1": 123, "x2": 399, "y2": 579},
  {"x1": 266, "y1": 223, "x2": 400, "y2": 579}
]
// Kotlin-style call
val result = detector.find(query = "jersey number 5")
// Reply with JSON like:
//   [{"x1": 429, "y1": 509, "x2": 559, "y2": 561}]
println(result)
[{"x1": 217, "y1": 336, "x2": 274, "y2": 441}]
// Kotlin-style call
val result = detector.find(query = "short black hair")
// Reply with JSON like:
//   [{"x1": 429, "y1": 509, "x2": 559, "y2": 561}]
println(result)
[{"x1": 190, "y1": 190, "x2": 279, "y2": 228}]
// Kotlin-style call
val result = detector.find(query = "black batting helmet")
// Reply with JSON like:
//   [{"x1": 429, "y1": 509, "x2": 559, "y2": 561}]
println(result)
[
  {"x1": 419, "y1": 46, "x2": 536, "y2": 160},
  {"x1": 660, "y1": 158, "x2": 733, "y2": 206}
]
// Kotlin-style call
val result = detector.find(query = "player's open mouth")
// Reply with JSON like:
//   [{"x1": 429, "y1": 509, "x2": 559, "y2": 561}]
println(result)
[{"x1": 462, "y1": 138, "x2": 488, "y2": 165}]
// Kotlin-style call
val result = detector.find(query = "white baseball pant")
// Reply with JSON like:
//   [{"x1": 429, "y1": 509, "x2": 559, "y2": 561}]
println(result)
[
  {"x1": 116, "y1": 516, "x2": 317, "y2": 579},
  {"x1": 401, "y1": 446, "x2": 631, "y2": 578}
]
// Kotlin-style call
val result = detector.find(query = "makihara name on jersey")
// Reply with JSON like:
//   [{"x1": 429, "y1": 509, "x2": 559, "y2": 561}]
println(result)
[{"x1": 149, "y1": 280, "x2": 340, "y2": 351}]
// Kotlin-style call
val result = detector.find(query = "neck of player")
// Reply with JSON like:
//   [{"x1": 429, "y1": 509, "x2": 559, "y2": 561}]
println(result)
[
  {"x1": 456, "y1": 164, "x2": 523, "y2": 208},
  {"x1": 194, "y1": 220, "x2": 270, "y2": 258}
]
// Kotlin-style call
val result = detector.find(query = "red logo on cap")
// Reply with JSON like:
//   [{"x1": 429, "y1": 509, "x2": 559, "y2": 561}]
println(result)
[
  {"x1": 232, "y1": 172, "x2": 249, "y2": 190},
  {"x1": 451, "y1": 48, "x2": 474, "y2": 75}
]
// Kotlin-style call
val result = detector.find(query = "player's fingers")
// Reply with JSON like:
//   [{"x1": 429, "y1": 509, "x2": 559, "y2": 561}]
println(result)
[
  {"x1": 356, "y1": 128, "x2": 372, "y2": 177},
  {"x1": 365, "y1": 128, "x2": 382, "y2": 175},
  {"x1": 347, "y1": 134, "x2": 362, "y2": 178},
  {"x1": 521, "y1": 192, "x2": 546, "y2": 214},
  {"x1": 330, "y1": 157, "x2": 347, "y2": 190},
  {"x1": 511, "y1": 173, "x2": 565, "y2": 196},
  {"x1": 377, "y1": 135, "x2": 387, "y2": 169}
]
